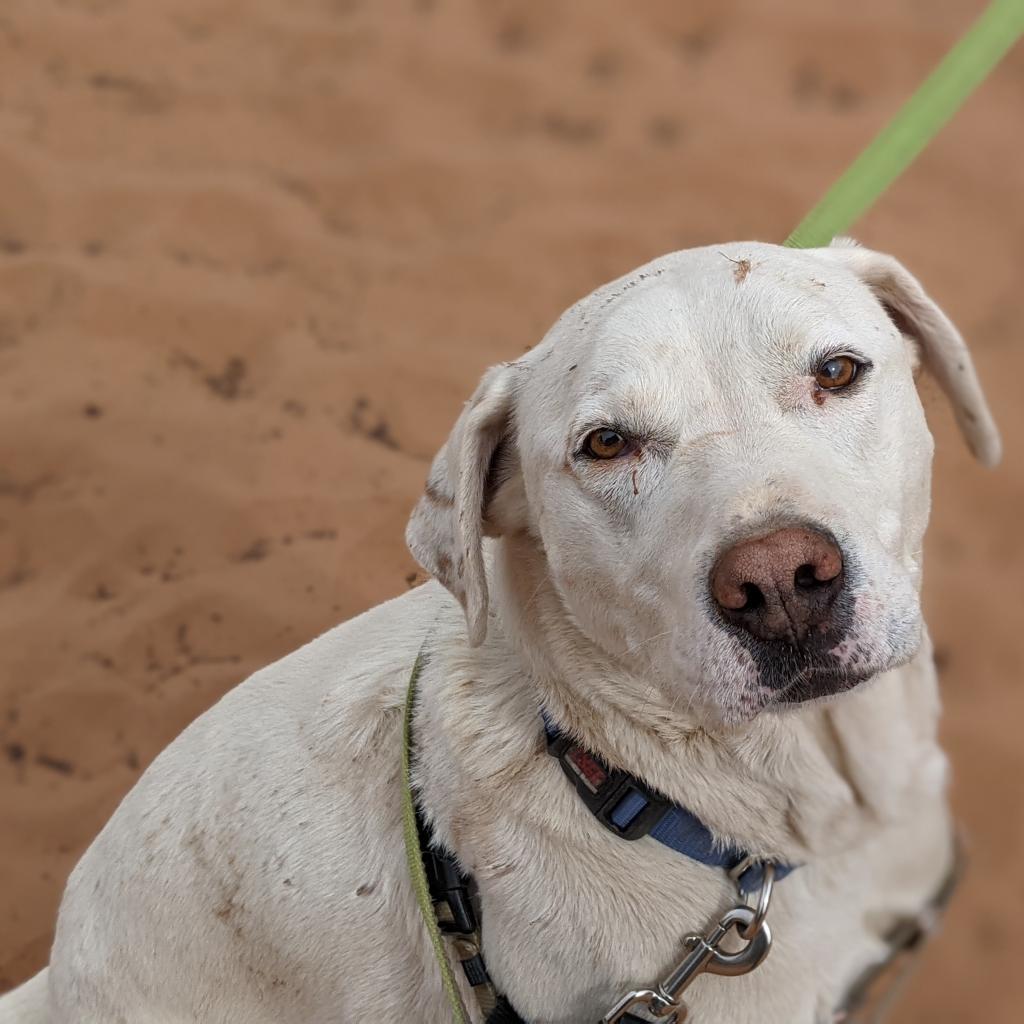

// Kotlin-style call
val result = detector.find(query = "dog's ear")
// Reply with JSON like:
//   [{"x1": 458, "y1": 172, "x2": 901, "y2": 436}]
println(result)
[
  {"x1": 406, "y1": 363, "x2": 518, "y2": 646},
  {"x1": 824, "y1": 239, "x2": 1001, "y2": 467}
]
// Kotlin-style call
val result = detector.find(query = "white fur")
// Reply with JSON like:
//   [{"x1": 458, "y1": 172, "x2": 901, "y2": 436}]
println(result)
[{"x1": 0, "y1": 242, "x2": 999, "y2": 1023}]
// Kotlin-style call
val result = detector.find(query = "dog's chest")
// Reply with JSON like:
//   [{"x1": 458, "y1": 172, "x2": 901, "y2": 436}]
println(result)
[
  {"x1": 454, "y1": 762, "x2": 951, "y2": 1024},
  {"x1": 419, "y1": 643, "x2": 952, "y2": 1023}
]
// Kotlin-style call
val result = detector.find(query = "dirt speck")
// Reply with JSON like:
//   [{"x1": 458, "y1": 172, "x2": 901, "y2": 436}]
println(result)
[
  {"x1": 719, "y1": 251, "x2": 751, "y2": 283},
  {"x1": 676, "y1": 26, "x2": 716, "y2": 62},
  {"x1": 794, "y1": 63, "x2": 822, "y2": 101},
  {"x1": 88, "y1": 72, "x2": 170, "y2": 114},
  {"x1": 830, "y1": 83, "x2": 861, "y2": 112},
  {"x1": 487, "y1": 861, "x2": 518, "y2": 880},
  {"x1": 351, "y1": 397, "x2": 399, "y2": 450},
  {"x1": 304, "y1": 528, "x2": 336, "y2": 541},
  {"x1": 35, "y1": 754, "x2": 74, "y2": 775},
  {"x1": 542, "y1": 112, "x2": 605, "y2": 144},
  {"x1": 237, "y1": 538, "x2": 271, "y2": 562},
  {"x1": 214, "y1": 896, "x2": 237, "y2": 921},
  {"x1": 586, "y1": 51, "x2": 621, "y2": 81},
  {"x1": 205, "y1": 357, "x2": 247, "y2": 400},
  {"x1": 649, "y1": 116, "x2": 683, "y2": 146},
  {"x1": 495, "y1": 20, "x2": 533, "y2": 53}
]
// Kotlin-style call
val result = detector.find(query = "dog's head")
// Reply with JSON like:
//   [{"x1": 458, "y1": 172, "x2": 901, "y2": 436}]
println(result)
[{"x1": 407, "y1": 241, "x2": 999, "y2": 724}]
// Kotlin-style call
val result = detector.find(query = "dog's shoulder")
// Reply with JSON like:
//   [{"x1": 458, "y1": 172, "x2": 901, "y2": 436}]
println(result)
[
  {"x1": 246, "y1": 578, "x2": 457, "y2": 705},
  {"x1": 83, "y1": 579, "x2": 462, "y2": 838},
  {"x1": 201, "y1": 579, "x2": 463, "y2": 765}
]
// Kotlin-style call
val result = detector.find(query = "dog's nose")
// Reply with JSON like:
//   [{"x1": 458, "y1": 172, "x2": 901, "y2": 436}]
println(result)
[{"x1": 710, "y1": 527, "x2": 844, "y2": 645}]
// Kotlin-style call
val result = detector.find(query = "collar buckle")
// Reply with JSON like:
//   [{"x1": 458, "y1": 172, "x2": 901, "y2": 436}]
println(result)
[{"x1": 547, "y1": 732, "x2": 671, "y2": 841}]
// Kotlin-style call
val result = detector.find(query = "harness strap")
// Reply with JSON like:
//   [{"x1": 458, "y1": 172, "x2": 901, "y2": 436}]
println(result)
[
  {"x1": 401, "y1": 650, "x2": 472, "y2": 1024},
  {"x1": 484, "y1": 995, "x2": 529, "y2": 1024},
  {"x1": 416, "y1": 803, "x2": 500, "y2": 1016}
]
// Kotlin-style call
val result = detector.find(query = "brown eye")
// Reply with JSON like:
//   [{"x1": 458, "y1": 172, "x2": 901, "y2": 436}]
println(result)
[
  {"x1": 585, "y1": 428, "x2": 628, "y2": 459},
  {"x1": 814, "y1": 355, "x2": 860, "y2": 391}
]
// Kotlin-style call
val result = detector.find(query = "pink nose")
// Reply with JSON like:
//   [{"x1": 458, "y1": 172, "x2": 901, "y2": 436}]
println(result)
[{"x1": 710, "y1": 527, "x2": 844, "y2": 645}]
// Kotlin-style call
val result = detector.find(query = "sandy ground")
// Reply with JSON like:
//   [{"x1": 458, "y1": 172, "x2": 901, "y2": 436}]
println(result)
[{"x1": 0, "y1": 0, "x2": 1021, "y2": 1019}]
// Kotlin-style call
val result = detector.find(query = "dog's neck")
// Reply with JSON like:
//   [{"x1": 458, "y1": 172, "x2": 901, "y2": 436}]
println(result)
[{"x1": 488, "y1": 535, "x2": 947, "y2": 863}]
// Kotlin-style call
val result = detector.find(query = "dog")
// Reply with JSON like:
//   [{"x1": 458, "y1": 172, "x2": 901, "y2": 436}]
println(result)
[{"x1": 0, "y1": 239, "x2": 1000, "y2": 1023}]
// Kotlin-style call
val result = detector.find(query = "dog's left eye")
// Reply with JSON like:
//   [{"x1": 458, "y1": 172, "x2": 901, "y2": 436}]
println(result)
[
  {"x1": 814, "y1": 354, "x2": 862, "y2": 391},
  {"x1": 584, "y1": 428, "x2": 629, "y2": 459}
]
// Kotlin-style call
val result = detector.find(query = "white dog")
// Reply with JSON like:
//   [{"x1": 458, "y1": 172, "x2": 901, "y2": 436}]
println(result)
[{"x1": 0, "y1": 240, "x2": 1000, "y2": 1024}]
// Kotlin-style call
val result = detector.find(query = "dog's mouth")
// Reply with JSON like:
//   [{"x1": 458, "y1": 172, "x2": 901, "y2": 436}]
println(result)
[
  {"x1": 761, "y1": 661, "x2": 877, "y2": 707},
  {"x1": 747, "y1": 632, "x2": 919, "y2": 715},
  {"x1": 706, "y1": 642, "x2": 889, "y2": 726}
]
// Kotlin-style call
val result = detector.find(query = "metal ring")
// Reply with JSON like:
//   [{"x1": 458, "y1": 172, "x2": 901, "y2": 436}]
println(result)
[
  {"x1": 739, "y1": 863, "x2": 775, "y2": 940},
  {"x1": 707, "y1": 907, "x2": 773, "y2": 977}
]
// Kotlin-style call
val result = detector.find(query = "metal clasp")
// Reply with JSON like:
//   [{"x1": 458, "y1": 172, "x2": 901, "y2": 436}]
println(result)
[
  {"x1": 600, "y1": 904, "x2": 773, "y2": 1023},
  {"x1": 730, "y1": 859, "x2": 776, "y2": 940}
]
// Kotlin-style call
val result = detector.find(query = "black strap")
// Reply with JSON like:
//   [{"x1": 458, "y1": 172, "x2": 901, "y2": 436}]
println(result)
[
  {"x1": 485, "y1": 995, "x2": 529, "y2": 1024},
  {"x1": 416, "y1": 810, "x2": 481, "y2": 937},
  {"x1": 415, "y1": 797, "x2": 534, "y2": 1020}
]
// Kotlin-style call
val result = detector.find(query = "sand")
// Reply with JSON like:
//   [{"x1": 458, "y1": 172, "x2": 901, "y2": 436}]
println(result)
[{"x1": 0, "y1": 1, "x2": 1021, "y2": 1019}]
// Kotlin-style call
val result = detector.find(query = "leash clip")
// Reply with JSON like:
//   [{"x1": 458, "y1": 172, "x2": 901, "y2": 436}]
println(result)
[{"x1": 600, "y1": 905, "x2": 772, "y2": 1023}]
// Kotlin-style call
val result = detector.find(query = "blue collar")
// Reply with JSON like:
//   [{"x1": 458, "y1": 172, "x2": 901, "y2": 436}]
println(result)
[{"x1": 542, "y1": 713, "x2": 797, "y2": 893}]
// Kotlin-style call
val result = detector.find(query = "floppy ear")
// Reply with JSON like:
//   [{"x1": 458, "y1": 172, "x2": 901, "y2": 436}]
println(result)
[
  {"x1": 406, "y1": 363, "x2": 517, "y2": 646},
  {"x1": 824, "y1": 239, "x2": 1001, "y2": 467}
]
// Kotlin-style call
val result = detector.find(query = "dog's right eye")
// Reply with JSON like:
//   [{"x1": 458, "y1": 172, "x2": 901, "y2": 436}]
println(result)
[
  {"x1": 814, "y1": 354, "x2": 862, "y2": 391},
  {"x1": 584, "y1": 428, "x2": 629, "y2": 459}
]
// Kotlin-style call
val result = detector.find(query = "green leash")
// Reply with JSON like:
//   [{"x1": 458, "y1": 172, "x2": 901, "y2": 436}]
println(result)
[
  {"x1": 402, "y1": 650, "x2": 471, "y2": 1024},
  {"x1": 785, "y1": 0, "x2": 1024, "y2": 248},
  {"x1": 402, "y1": 6, "x2": 1024, "y2": 1021}
]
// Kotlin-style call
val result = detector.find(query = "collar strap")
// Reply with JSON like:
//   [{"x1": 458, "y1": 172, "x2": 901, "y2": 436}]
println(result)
[{"x1": 543, "y1": 715, "x2": 797, "y2": 893}]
